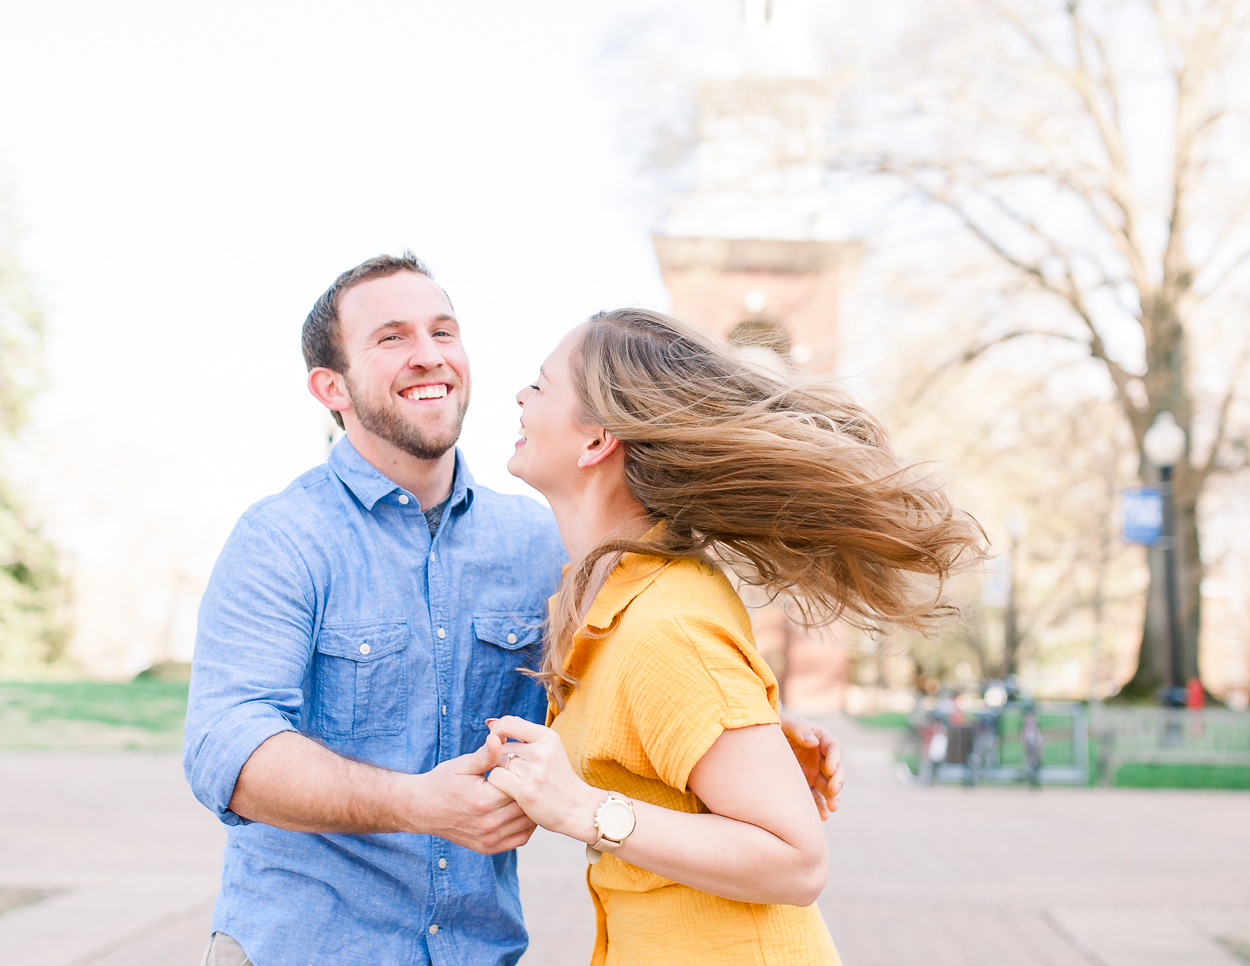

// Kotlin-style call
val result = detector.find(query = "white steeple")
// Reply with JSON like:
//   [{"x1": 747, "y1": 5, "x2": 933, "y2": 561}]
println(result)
[
  {"x1": 706, "y1": 0, "x2": 820, "y2": 79},
  {"x1": 661, "y1": 0, "x2": 842, "y2": 241}
]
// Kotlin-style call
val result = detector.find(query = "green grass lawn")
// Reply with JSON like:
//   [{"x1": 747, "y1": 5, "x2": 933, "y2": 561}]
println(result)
[
  {"x1": 852, "y1": 711, "x2": 912, "y2": 730},
  {"x1": 0, "y1": 680, "x2": 189, "y2": 749},
  {"x1": 1112, "y1": 762, "x2": 1250, "y2": 790}
]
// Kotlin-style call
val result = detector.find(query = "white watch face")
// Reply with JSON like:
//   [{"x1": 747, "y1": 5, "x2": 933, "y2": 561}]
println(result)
[{"x1": 597, "y1": 799, "x2": 635, "y2": 841}]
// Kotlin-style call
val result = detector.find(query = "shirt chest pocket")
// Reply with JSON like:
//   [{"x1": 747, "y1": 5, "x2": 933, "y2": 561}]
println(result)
[
  {"x1": 466, "y1": 613, "x2": 546, "y2": 728},
  {"x1": 313, "y1": 621, "x2": 410, "y2": 740},
  {"x1": 472, "y1": 614, "x2": 544, "y2": 654}
]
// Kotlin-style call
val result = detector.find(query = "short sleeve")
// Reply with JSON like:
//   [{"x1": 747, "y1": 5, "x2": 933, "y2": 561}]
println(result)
[{"x1": 620, "y1": 600, "x2": 779, "y2": 794}]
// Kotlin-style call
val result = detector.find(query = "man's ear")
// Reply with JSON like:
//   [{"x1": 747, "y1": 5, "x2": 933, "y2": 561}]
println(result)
[
  {"x1": 577, "y1": 430, "x2": 622, "y2": 468},
  {"x1": 308, "y1": 367, "x2": 351, "y2": 418}
]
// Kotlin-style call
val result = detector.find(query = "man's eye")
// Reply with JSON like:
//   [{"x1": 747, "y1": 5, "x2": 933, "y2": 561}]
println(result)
[
  {"x1": 528, "y1": 384, "x2": 540, "y2": 392},
  {"x1": 433, "y1": 329, "x2": 454, "y2": 338}
]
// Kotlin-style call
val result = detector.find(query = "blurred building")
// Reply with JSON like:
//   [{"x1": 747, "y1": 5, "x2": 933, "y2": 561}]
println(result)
[{"x1": 653, "y1": 0, "x2": 858, "y2": 711}]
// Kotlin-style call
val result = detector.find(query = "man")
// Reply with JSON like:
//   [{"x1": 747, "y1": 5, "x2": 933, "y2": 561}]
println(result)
[{"x1": 183, "y1": 253, "x2": 844, "y2": 966}]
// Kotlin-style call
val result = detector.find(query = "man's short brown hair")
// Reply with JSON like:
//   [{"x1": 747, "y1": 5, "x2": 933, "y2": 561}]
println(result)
[{"x1": 301, "y1": 251, "x2": 434, "y2": 429}]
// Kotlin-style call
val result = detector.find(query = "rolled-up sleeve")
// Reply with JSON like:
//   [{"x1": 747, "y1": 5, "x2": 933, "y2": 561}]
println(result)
[{"x1": 182, "y1": 514, "x2": 316, "y2": 824}]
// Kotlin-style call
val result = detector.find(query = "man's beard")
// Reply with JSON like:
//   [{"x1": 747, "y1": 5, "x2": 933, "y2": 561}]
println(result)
[{"x1": 345, "y1": 375, "x2": 469, "y2": 461}]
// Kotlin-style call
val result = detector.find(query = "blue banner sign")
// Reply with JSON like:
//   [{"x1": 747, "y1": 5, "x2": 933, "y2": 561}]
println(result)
[{"x1": 1121, "y1": 487, "x2": 1164, "y2": 546}]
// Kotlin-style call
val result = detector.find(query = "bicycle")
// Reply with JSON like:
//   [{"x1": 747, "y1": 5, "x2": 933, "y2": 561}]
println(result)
[{"x1": 965, "y1": 708, "x2": 1003, "y2": 786}]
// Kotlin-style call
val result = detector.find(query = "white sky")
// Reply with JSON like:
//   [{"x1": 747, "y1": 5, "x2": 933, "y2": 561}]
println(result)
[{"x1": 0, "y1": 0, "x2": 729, "y2": 674}]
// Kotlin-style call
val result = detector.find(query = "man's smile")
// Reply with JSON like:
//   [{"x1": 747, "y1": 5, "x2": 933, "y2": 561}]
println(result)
[{"x1": 399, "y1": 383, "x2": 451, "y2": 401}]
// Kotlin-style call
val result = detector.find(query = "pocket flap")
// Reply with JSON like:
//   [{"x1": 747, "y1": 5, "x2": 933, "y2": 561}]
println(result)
[
  {"x1": 473, "y1": 613, "x2": 544, "y2": 650},
  {"x1": 315, "y1": 621, "x2": 409, "y2": 661}
]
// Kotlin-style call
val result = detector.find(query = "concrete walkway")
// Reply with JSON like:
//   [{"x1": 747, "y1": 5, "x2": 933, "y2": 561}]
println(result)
[
  {"x1": 817, "y1": 718, "x2": 1250, "y2": 966},
  {"x1": 0, "y1": 752, "x2": 223, "y2": 966},
  {"x1": 1, "y1": 716, "x2": 1246, "y2": 964}
]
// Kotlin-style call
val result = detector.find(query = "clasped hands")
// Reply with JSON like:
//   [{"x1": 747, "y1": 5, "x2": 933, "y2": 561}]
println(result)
[{"x1": 446, "y1": 712, "x2": 845, "y2": 854}]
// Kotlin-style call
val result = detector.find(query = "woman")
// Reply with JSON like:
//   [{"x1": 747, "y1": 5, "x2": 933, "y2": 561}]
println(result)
[{"x1": 485, "y1": 309, "x2": 982, "y2": 965}]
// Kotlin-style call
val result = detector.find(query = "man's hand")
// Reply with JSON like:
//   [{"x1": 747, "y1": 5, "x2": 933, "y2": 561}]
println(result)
[
  {"x1": 779, "y1": 712, "x2": 845, "y2": 819},
  {"x1": 408, "y1": 736, "x2": 538, "y2": 853},
  {"x1": 227, "y1": 730, "x2": 536, "y2": 853}
]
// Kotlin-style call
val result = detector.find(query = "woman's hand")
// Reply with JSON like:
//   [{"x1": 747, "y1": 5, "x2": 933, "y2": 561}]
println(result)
[
  {"x1": 778, "y1": 713, "x2": 845, "y2": 818},
  {"x1": 484, "y1": 716, "x2": 604, "y2": 844}
]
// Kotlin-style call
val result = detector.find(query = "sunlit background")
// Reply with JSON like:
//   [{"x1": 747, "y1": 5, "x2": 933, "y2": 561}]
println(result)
[
  {"x1": 3, "y1": 2, "x2": 1250, "y2": 964},
  {"x1": 3, "y1": 0, "x2": 1250, "y2": 705},
  {"x1": 4, "y1": 0, "x2": 1247, "y2": 707}
]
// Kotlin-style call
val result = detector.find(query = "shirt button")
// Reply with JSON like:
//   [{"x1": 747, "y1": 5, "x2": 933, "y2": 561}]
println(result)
[
  {"x1": 359, "y1": 643, "x2": 371, "y2": 655},
  {"x1": 506, "y1": 633, "x2": 517, "y2": 644},
  {"x1": 429, "y1": 924, "x2": 439, "y2": 935},
  {"x1": 438, "y1": 858, "x2": 447, "y2": 870},
  {"x1": 437, "y1": 628, "x2": 446, "y2": 639},
  {"x1": 398, "y1": 495, "x2": 410, "y2": 505},
  {"x1": 441, "y1": 704, "x2": 447, "y2": 716},
  {"x1": 429, "y1": 552, "x2": 435, "y2": 563}
]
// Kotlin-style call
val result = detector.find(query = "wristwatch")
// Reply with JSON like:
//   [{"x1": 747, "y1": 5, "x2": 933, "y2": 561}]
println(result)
[{"x1": 586, "y1": 792, "x2": 636, "y2": 864}]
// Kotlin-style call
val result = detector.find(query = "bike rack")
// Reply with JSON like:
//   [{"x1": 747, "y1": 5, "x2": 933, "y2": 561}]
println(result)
[{"x1": 902, "y1": 701, "x2": 1090, "y2": 786}]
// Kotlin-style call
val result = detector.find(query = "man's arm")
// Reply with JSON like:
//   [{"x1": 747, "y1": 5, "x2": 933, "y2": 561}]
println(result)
[
  {"x1": 228, "y1": 731, "x2": 536, "y2": 852},
  {"x1": 779, "y1": 712, "x2": 846, "y2": 818},
  {"x1": 183, "y1": 514, "x2": 534, "y2": 854}
]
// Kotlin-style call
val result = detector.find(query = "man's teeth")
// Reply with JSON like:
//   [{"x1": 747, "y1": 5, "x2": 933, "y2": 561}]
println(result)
[
  {"x1": 406, "y1": 385, "x2": 448, "y2": 400},
  {"x1": 519, "y1": 427, "x2": 527, "y2": 440}
]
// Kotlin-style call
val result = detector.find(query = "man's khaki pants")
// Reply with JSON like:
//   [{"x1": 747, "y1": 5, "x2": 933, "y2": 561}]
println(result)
[{"x1": 198, "y1": 932, "x2": 253, "y2": 966}]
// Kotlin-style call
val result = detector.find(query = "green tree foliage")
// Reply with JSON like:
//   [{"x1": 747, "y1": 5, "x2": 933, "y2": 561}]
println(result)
[{"x1": 0, "y1": 198, "x2": 67, "y2": 673}]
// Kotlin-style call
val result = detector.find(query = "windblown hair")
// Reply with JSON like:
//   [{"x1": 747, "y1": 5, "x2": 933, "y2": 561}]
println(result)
[{"x1": 540, "y1": 308, "x2": 985, "y2": 707}]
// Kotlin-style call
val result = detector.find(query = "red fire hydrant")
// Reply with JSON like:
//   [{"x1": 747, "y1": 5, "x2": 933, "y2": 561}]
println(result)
[{"x1": 1186, "y1": 676, "x2": 1205, "y2": 710}]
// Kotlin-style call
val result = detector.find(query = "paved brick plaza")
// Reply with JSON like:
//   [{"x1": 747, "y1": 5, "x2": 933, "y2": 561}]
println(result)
[{"x1": 1, "y1": 716, "x2": 1246, "y2": 965}]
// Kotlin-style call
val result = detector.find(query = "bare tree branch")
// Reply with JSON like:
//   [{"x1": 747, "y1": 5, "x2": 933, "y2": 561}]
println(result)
[
  {"x1": 979, "y1": 0, "x2": 1154, "y2": 299},
  {"x1": 880, "y1": 166, "x2": 1149, "y2": 434},
  {"x1": 1198, "y1": 339, "x2": 1250, "y2": 482},
  {"x1": 1062, "y1": 2, "x2": 1152, "y2": 289},
  {"x1": 904, "y1": 328, "x2": 1089, "y2": 408},
  {"x1": 1196, "y1": 243, "x2": 1250, "y2": 298},
  {"x1": 823, "y1": 0, "x2": 1250, "y2": 696}
]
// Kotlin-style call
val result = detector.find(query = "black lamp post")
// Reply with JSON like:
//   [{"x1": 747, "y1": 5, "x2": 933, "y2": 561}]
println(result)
[
  {"x1": 1000, "y1": 511, "x2": 1027, "y2": 679},
  {"x1": 1142, "y1": 412, "x2": 1188, "y2": 707}
]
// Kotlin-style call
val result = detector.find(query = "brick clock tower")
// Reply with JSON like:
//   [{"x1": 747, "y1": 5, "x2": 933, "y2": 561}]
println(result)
[{"x1": 653, "y1": 0, "x2": 856, "y2": 709}]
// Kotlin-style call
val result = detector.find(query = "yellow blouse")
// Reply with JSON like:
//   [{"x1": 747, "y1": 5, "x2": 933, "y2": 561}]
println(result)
[{"x1": 548, "y1": 553, "x2": 840, "y2": 966}]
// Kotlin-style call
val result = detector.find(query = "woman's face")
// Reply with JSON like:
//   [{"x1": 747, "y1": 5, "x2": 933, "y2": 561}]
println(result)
[{"x1": 508, "y1": 326, "x2": 599, "y2": 498}]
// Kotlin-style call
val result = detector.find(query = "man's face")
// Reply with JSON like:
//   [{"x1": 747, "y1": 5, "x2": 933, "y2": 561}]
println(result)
[{"x1": 336, "y1": 272, "x2": 470, "y2": 461}]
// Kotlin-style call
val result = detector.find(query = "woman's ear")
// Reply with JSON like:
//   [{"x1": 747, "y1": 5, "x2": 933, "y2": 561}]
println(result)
[
  {"x1": 308, "y1": 367, "x2": 351, "y2": 419},
  {"x1": 577, "y1": 430, "x2": 622, "y2": 468}
]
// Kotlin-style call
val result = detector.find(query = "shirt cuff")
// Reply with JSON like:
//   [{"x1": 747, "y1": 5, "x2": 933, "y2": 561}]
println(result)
[
  {"x1": 662, "y1": 709, "x2": 781, "y2": 793},
  {"x1": 184, "y1": 704, "x2": 296, "y2": 826}
]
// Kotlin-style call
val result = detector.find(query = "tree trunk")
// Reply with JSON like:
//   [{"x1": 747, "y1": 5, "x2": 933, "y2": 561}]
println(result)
[
  {"x1": 1118, "y1": 263, "x2": 1206, "y2": 699},
  {"x1": 1122, "y1": 461, "x2": 1203, "y2": 698},
  {"x1": 1176, "y1": 470, "x2": 1203, "y2": 683},
  {"x1": 1123, "y1": 553, "x2": 1168, "y2": 698}
]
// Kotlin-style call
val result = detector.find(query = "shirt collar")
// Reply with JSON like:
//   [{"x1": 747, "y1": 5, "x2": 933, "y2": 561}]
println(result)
[
  {"x1": 328, "y1": 436, "x2": 476, "y2": 512},
  {"x1": 582, "y1": 523, "x2": 672, "y2": 632}
]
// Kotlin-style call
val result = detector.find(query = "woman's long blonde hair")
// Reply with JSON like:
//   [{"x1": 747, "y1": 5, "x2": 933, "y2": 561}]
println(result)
[{"x1": 540, "y1": 308, "x2": 984, "y2": 707}]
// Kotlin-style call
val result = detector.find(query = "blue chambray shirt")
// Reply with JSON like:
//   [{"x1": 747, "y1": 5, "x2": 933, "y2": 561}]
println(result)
[{"x1": 183, "y1": 438, "x2": 566, "y2": 966}]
